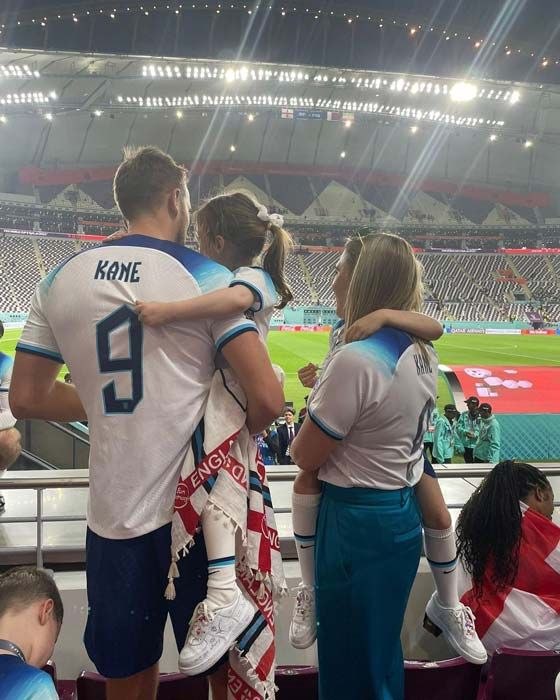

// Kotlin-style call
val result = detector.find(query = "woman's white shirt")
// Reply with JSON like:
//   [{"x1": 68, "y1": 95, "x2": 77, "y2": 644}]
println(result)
[{"x1": 307, "y1": 327, "x2": 438, "y2": 490}]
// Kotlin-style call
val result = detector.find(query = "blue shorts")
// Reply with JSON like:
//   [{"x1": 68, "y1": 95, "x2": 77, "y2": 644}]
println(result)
[{"x1": 84, "y1": 523, "x2": 223, "y2": 679}]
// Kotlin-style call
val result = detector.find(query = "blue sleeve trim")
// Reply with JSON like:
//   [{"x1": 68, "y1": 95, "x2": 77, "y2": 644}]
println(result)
[
  {"x1": 307, "y1": 406, "x2": 344, "y2": 441},
  {"x1": 230, "y1": 280, "x2": 264, "y2": 313},
  {"x1": 16, "y1": 342, "x2": 64, "y2": 364},
  {"x1": 215, "y1": 323, "x2": 258, "y2": 352}
]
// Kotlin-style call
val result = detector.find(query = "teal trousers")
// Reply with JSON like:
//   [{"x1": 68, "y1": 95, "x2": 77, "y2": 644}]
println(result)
[{"x1": 316, "y1": 483, "x2": 422, "y2": 700}]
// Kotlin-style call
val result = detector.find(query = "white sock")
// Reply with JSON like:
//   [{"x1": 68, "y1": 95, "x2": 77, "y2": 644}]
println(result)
[
  {"x1": 292, "y1": 492, "x2": 321, "y2": 587},
  {"x1": 202, "y1": 508, "x2": 237, "y2": 610},
  {"x1": 424, "y1": 525, "x2": 460, "y2": 609}
]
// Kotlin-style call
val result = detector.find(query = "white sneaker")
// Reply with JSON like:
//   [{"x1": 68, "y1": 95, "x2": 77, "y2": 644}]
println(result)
[
  {"x1": 425, "y1": 592, "x2": 488, "y2": 665},
  {"x1": 179, "y1": 590, "x2": 254, "y2": 676},
  {"x1": 289, "y1": 584, "x2": 316, "y2": 649}
]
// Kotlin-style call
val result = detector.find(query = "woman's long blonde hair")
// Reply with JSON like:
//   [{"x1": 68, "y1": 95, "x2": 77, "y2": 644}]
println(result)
[{"x1": 344, "y1": 233, "x2": 428, "y2": 354}]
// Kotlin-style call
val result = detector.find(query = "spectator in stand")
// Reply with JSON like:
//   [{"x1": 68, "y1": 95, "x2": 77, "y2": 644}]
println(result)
[
  {"x1": 474, "y1": 403, "x2": 501, "y2": 464},
  {"x1": 277, "y1": 408, "x2": 301, "y2": 464},
  {"x1": 457, "y1": 397, "x2": 481, "y2": 464},
  {"x1": 433, "y1": 404, "x2": 461, "y2": 464},
  {"x1": 423, "y1": 404, "x2": 439, "y2": 461},
  {"x1": 458, "y1": 461, "x2": 559, "y2": 655},
  {"x1": 298, "y1": 396, "x2": 309, "y2": 425},
  {"x1": 256, "y1": 426, "x2": 279, "y2": 466},
  {"x1": 0, "y1": 566, "x2": 63, "y2": 700}
]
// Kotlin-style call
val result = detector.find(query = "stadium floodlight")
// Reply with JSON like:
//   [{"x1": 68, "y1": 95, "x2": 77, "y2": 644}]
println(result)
[
  {"x1": 247, "y1": 113, "x2": 255, "y2": 121},
  {"x1": 524, "y1": 139, "x2": 533, "y2": 148},
  {"x1": 410, "y1": 125, "x2": 418, "y2": 133},
  {"x1": 0, "y1": 115, "x2": 6, "y2": 124},
  {"x1": 510, "y1": 90, "x2": 521, "y2": 104},
  {"x1": 340, "y1": 151, "x2": 346, "y2": 158},
  {"x1": 44, "y1": 112, "x2": 53, "y2": 121},
  {"x1": 230, "y1": 144, "x2": 236, "y2": 152},
  {"x1": 176, "y1": 110, "x2": 183, "y2": 118},
  {"x1": 450, "y1": 82, "x2": 478, "y2": 102},
  {"x1": 93, "y1": 109, "x2": 103, "y2": 117},
  {"x1": 489, "y1": 134, "x2": 497, "y2": 141}
]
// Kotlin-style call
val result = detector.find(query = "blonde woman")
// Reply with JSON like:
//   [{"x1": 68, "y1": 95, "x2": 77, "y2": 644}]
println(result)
[{"x1": 291, "y1": 234, "x2": 483, "y2": 700}]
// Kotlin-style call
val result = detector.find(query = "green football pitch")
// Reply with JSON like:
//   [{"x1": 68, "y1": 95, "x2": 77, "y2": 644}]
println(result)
[
  {"x1": 268, "y1": 331, "x2": 560, "y2": 411},
  {"x1": 2, "y1": 327, "x2": 559, "y2": 413}
]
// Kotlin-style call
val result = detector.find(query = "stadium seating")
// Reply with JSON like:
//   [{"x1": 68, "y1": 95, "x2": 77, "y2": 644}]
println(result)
[
  {"x1": 303, "y1": 252, "x2": 338, "y2": 305},
  {"x1": 403, "y1": 192, "x2": 467, "y2": 226},
  {"x1": 483, "y1": 648, "x2": 560, "y2": 700},
  {"x1": 285, "y1": 253, "x2": 315, "y2": 305},
  {"x1": 0, "y1": 235, "x2": 41, "y2": 311},
  {"x1": 0, "y1": 196, "x2": 120, "y2": 237},
  {"x1": 1, "y1": 229, "x2": 560, "y2": 323},
  {"x1": 39, "y1": 238, "x2": 78, "y2": 274},
  {"x1": 76, "y1": 671, "x2": 208, "y2": 699},
  {"x1": 404, "y1": 658, "x2": 482, "y2": 700}
]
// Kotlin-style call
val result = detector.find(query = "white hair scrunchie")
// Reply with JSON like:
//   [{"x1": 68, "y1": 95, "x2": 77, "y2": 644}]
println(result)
[{"x1": 257, "y1": 204, "x2": 284, "y2": 229}]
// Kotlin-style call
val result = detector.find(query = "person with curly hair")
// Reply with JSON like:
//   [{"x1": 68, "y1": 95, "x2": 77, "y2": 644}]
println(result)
[{"x1": 457, "y1": 461, "x2": 560, "y2": 655}]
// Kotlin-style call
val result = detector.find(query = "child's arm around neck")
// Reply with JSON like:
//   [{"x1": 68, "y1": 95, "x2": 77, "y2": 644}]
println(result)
[{"x1": 135, "y1": 285, "x2": 255, "y2": 327}]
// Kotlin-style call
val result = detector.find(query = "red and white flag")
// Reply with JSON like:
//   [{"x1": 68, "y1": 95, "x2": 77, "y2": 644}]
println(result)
[
  {"x1": 168, "y1": 369, "x2": 286, "y2": 699},
  {"x1": 327, "y1": 111, "x2": 341, "y2": 121},
  {"x1": 281, "y1": 107, "x2": 294, "y2": 119},
  {"x1": 461, "y1": 507, "x2": 560, "y2": 654}
]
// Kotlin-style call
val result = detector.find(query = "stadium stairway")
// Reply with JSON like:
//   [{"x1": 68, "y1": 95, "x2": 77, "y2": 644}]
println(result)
[
  {"x1": 546, "y1": 255, "x2": 560, "y2": 291},
  {"x1": 505, "y1": 256, "x2": 533, "y2": 301},
  {"x1": 32, "y1": 239, "x2": 46, "y2": 278},
  {"x1": 450, "y1": 257, "x2": 504, "y2": 319},
  {"x1": 297, "y1": 255, "x2": 319, "y2": 304}
]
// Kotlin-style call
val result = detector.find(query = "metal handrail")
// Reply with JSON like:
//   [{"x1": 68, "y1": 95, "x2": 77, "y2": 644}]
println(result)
[
  {"x1": 253, "y1": 465, "x2": 560, "y2": 481},
  {"x1": 2, "y1": 464, "x2": 560, "y2": 569},
  {"x1": 20, "y1": 449, "x2": 58, "y2": 471},
  {"x1": 2, "y1": 464, "x2": 560, "y2": 490},
  {"x1": 0, "y1": 476, "x2": 89, "y2": 489},
  {"x1": 46, "y1": 421, "x2": 90, "y2": 446}
]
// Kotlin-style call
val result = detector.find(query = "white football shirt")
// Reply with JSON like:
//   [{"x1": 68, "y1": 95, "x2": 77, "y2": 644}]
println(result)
[
  {"x1": 230, "y1": 266, "x2": 278, "y2": 342},
  {"x1": 17, "y1": 235, "x2": 257, "y2": 538},
  {"x1": 307, "y1": 327, "x2": 438, "y2": 489},
  {"x1": 0, "y1": 352, "x2": 16, "y2": 431}
]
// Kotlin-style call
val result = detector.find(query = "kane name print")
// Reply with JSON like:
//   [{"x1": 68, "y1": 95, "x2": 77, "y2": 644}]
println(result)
[
  {"x1": 413, "y1": 352, "x2": 433, "y2": 376},
  {"x1": 94, "y1": 260, "x2": 142, "y2": 282}
]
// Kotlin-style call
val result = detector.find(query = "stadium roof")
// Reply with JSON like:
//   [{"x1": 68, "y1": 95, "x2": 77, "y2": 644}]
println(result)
[
  {"x1": 3, "y1": 0, "x2": 560, "y2": 85},
  {"x1": 0, "y1": 47, "x2": 559, "y2": 192}
]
